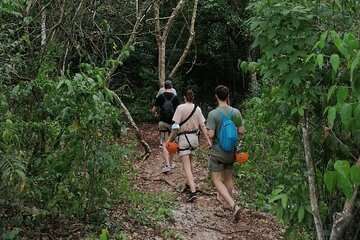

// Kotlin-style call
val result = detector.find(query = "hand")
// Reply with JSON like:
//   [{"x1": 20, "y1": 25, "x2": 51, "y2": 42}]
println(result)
[{"x1": 207, "y1": 139, "x2": 212, "y2": 149}]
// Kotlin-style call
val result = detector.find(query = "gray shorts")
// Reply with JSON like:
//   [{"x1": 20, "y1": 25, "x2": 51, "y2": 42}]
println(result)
[{"x1": 208, "y1": 155, "x2": 234, "y2": 172}]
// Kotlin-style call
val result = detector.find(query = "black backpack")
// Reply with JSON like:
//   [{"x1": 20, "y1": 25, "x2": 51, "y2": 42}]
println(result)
[{"x1": 161, "y1": 93, "x2": 176, "y2": 123}]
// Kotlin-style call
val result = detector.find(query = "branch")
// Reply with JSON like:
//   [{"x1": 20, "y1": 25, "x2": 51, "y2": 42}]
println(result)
[
  {"x1": 169, "y1": 0, "x2": 198, "y2": 78},
  {"x1": 109, "y1": 89, "x2": 151, "y2": 161},
  {"x1": 330, "y1": 156, "x2": 360, "y2": 240},
  {"x1": 106, "y1": 0, "x2": 154, "y2": 80},
  {"x1": 162, "y1": 0, "x2": 187, "y2": 41},
  {"x1": 48, "y1": 0, "x2": 67, "y2": 35},
  {"x1": 301, "y1": 117, "x2": 325, "y2": 240}
]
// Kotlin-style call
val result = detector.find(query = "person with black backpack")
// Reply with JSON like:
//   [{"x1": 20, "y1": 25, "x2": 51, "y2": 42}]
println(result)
[
  {"x1": 206, "y1": 85, "x2": 245, "y2": 222},
  {"x1": 152, "y1": 80, "x2": 180, "y2": 173},
  {"x1": 155, "y1": 79, "x2": 177, "y2": 149}
]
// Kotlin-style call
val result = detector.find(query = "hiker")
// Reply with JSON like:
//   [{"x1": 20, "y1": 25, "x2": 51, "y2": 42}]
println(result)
[
  {"x1": 156, "y1": 81, "x2": 177, "y2": 97},
  {"x1": 152, "y1": 80, "x2": 180, "y2": 173},
  {"x1": 206, "y1": 85, "x2": 245, "y2": 222},
  {"x1": 165, "y1": 89, "x2": 212, "y2": 202},
  {"x1": 155, "y1": 79, "x2": 177, "y2": 148}
]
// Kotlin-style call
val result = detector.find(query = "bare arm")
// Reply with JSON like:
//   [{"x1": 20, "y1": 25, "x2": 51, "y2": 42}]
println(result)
[
  {"x1": 200, "y1": 122, "x2": 212, "y2": 148},
  {"x1": 151, "y1": 106, "x2": 158, "y2": 117},
  {"x1": 167, "y1": 129, "x2": 178, "y2": 143},
  {"x1": 238, "y1": 125, "x2": 245, "y2": 135},
  {"x1": 207, "y1": 129, "x2": 214, "y2": 141}
]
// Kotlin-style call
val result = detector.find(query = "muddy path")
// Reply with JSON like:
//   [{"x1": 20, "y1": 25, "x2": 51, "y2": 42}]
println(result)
[{"x1": 130, "y1": 123, "x2": 284, "y2": 240}]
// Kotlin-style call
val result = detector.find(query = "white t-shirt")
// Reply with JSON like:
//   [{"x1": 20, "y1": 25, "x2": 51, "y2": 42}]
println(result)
[
  {"x1": 172, "y1": 103, "x2": 205, "y2": 132},
  {"x1": 156, "y1": 87, "x2": 177, "y2": 97}
]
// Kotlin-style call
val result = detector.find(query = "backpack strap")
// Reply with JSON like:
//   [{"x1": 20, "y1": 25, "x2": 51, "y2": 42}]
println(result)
[
  {"x1": 179, "y1": 104, "x2": 197, "y2": 126},
  {"x1": 161, "y1": 93, "x2": 175, "y2": 101},
  {"x1": 216, "y1": 107, "x2": 234, "y2": 120}
]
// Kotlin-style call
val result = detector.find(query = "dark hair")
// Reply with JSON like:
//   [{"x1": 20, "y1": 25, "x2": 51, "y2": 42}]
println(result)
[
  {"x1": 164, "y1": 80, "x2": 172, "y2": 89},
  {"x1": 214, "y1": 85, "x2": 229, "y2": 101},
  {"x1": 185, "y1": 89, "x2": 194, "y2": 102}
]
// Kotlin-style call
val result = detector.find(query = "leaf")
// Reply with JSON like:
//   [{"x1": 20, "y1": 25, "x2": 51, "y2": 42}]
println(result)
[
  {"x1": 290, "y1": 107, "x2": 298, "y2": 115},
  {"x1": 334, "y1": 37, "x2": 350, "y2": 60},
  {"x1": 327, "y1": 85, "x2": 336, "y2": 103},
  {"x1": 305, "y1": 53, "x2": 315, "y2": 63},
  {"x1": 271, "y1": 186, "x2": 284, "y2": 197},
  {"x1": 334, "y1": 160, "x2": 353, "y2": 199},
  {"x1": 334, "y1": 160, "x2": 351, "y2": 177},
  {"x1": 350, "y1": 165, "x2": 360, "y2": 185},
  {"x1": 324, "y1": 171, "x2": 337, "y2": 193},
  {"x1": 354, "y1": 104, "x2": 360, "y2": 130},
  {"x1": 327, "y1": 107, "x2": 336, "y2": 129},
  {"x1": 292, "y1": 76, "x2": 301, "y2": 87},
  {"x1": 317, "y1": 54, "x2": 323, "y2": 69},
  {"x1": 298, "y1": 107, "x2": 304, "y2": 117},
  {"x1": 276, "y1": 207, "x2": 284, "y2": 221},
  {"x1": 351, "y1": 69, "x2": 360, "y2": 97},
  {"x1": 15, "y1": 170, "x2": 26, "y2": 181},
  {"x1": 269, "y1": 193, "x2": 287, "y2": 203},
  {"x1": 281, "y1": 194, "x2": 288, "y2": 209},
  {"x1": 337, "y1": 86, "x2": 348, "y2": 104},
  {"x1": 337, "y1": 173, "x2": 354, "y2": 199},
  {"x1": 318, "y1": 31, "x2": 328, "y2": 49},
  {"x1": 330, "y1": 54, "x2": 340, "y2": 74},
  {"x1": 298, "y1": 205, "x2": 305, "y2": 223},
  {"x1": 340, "y1": 103, "x2": 352, "y2": 131}
]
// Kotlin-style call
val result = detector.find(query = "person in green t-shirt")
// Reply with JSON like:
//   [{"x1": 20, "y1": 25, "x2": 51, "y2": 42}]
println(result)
[{"x1": 206, "y1": 85, "x2": 245, "y2": 222}]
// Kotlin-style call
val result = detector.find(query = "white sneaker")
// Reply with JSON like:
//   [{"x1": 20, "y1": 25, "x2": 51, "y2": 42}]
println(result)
[
  {"x1": 161, "y1": 165, "x2": 171, "y2": 173},
  {"x1": 159, "y1": 143, "x2": 163, "y2": 149}
]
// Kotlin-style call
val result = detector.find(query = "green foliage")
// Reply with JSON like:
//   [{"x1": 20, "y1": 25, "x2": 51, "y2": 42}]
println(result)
[
  {"x1": 324, "y1": 161, "x2": 360, "y2": 199},
  {"x1": 1, "y1": 228, "x2": 20, "y2": 240},
  {"x1": 245, "y1": 0, "x2": 360, "y2": 238}
]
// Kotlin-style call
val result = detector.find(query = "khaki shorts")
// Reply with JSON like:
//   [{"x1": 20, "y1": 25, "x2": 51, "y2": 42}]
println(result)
[
  {"x1": 158, "y1": 121, "x2": 171, "y2": 142},
  {"x1": 176, "y1": 133, "x2": 199, "y2": 157},
  {"x1": 208, "y1": 155, "x2": 234, "y2": 172}
]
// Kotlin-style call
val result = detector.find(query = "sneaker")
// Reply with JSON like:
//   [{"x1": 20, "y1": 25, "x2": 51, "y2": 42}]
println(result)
[
  {"x1": 232, "y1": 205, "x2": 241, "y2": 222},
  {"x1": 170, "y1": 162, "x2": 176, "y2": 169},
  {"x1": 186, "y1": 191, "x2": 197, "y2": 202},
  {"x1": 161, "y1": 165, "x2": 171, "y2": 173},
  {"x1": 182, "y1": 183, "x2": 191, "y2": 194},
  {"x1": 159, "y1": 143, "x2": 163, "y2": 149}
]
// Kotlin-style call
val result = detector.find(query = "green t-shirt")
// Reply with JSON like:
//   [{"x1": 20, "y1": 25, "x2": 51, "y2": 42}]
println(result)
[{"x1": 206, "y1": 106, "x2": 242, "y2": 163}]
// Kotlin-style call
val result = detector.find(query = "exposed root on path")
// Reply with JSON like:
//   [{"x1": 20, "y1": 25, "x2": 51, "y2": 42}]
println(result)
[{"x1": 203, "y1": 224, "x2": 249, "y2": 235}]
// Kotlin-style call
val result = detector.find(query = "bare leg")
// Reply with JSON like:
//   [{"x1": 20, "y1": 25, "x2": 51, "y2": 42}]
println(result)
[
  {"x1": 162, "y1": 132, "x2": 170, "y2": 166},
  {"x1": 212, "y1": 171, "x2": 235, "y2": 208},
  {"x1": 181, "y1": 154, "x2": 196, "y2": 193},
  {"x1": 223, "y1": 169, "x2": 233, "y2": 196}
]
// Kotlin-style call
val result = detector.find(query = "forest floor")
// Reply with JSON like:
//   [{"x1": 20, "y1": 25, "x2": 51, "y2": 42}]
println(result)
[{"x1": 114, "y1": 123, "x2": 285, "y2": 240}]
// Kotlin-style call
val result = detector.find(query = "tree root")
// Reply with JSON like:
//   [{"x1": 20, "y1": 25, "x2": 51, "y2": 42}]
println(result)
[{"x1": 204, "y1": 225, "x2": 249, "y2": 234}]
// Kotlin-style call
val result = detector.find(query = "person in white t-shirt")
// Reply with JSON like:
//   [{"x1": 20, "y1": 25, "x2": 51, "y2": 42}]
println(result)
[{"x1": 165, "y1": 89, "x2": 212, "y2": 202}]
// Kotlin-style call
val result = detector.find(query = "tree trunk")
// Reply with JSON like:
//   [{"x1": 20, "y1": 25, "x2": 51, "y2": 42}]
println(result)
[
  {"x1": 300, "y1": 117, "x2": 325, "y2": 240},
  {"x1": 153, "y1": 0, "x2": 187, "y2": 86},
  {"x1": 329, "y1": 157, "x2": 360, "y2": 240}
]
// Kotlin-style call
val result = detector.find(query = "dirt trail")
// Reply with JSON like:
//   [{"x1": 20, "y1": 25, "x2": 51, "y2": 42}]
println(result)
[{"x1": 132, "y1": 123, "x2": 284, "y2": 240}]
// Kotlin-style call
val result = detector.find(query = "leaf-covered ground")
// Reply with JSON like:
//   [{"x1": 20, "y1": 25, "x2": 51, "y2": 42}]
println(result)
[{"x1": 113, "y1": 123, "x2": 284, "y2": 239}]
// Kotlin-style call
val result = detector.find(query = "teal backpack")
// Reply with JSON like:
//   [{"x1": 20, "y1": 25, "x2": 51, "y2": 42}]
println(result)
[{"x1": 216, "y1": 108, "x2": 238, "y2": 152}]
